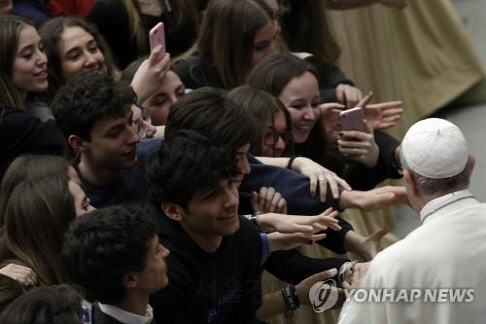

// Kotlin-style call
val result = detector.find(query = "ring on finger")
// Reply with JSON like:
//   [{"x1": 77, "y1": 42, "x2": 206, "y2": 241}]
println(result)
[{"x1": 318, "y1": 178, "x2": 326, "y2": 182}]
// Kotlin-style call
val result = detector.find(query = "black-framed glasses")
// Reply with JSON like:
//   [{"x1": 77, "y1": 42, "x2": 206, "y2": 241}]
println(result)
[{"x1": 263, "y1": 131, "x2": 291, "y2": 146}]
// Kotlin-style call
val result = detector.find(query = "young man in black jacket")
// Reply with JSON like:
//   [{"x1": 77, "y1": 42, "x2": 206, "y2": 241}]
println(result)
[
  {"x1": 146, "y1": 129, "x2": 337, "y2": 323},
  {"x1": 63, "y1": 204, "x2": 170, "y2": 324}
]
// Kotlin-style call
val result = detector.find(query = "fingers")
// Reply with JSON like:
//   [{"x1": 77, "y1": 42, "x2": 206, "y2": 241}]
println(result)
[
  {"x1": 259, "y1": 187, "x2": 269, "y2": 211},
  {"x1": 318, "y1": 177, "x2": 328, "y2": 202},
  {"x1": 312, "y1": 268, "x2": 339, "y2": 283},
  {"x1": 345, "y1": 86, "x2": 363, "y2": 108},
  {"x1": 310, "y1": 232, "x2": 327, "y2": 242},
  {"x1": 336, "y1": 177, "x2": 352, "y2": 191},
  {"x1": 372, "y1": 225, "x2": 389, "y2": 239},
  {"x1": 342, "y1": 281, "x2": 352, "y2": 291},
  {"x1": 276, "y1": 198, "x2": 287, "y2": 214},
  {"x1": 381, "y1": 107, "x2": 404, "y2": 118},
  {"x1": 148, "y1": 45, "x2": 163, "y2": 63},
  {"x1": 326, "y1": 174, "x2": 340, "y2": 200},
  {"x1": 310, "y1": 175, "x2": 318, "y2": 198},
  {"x1": 367, "y1": 101, "x2": 403, "y2": 110},
  {"x1": 355, "y1": 91, "x2": 373, "y2": 109},
  {"x1": 0, "y1": 264, "x2": 38, "y2": 286},
  {"x1": 340, "y1": 129, "x2": 370, "y2": 141},
  {"x1": 363, "y1": 121, "x2": 373, "y2": 134},
  {"x1": 270, "y1": 191, "x2": 284, "y2": 212},
  {"x1": 320, "y1": 102, "x2": 345, "y2": 113},
  {"x1": 251, "y1": 191, "x2": 260, "y2": 213},
  {"x1": 256, "y1": 187, "x2": 286, "y2": 213},
  {"x1": 316, "y1": 209, "x2": 341, "y2": 231},
  {"x1": 336, "y1": 85, "x2": 344, "y2": 104}
]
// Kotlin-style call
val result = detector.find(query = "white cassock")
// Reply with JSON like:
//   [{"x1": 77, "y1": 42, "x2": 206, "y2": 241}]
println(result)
[{"x1": 338, "y1": 190, "x2": 486, "y2": 324}]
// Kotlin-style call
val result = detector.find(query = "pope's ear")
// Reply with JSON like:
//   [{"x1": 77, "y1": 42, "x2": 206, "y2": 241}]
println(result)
[
  {"x1": 404, "y1": 169, "x2": 419, "y2": 196},
  {"x1": 68, "y1": 135, "x2": 87, "y2": 153},
  {"x1": 162, "y1": 203, "x2": 184, "y2": 222}
]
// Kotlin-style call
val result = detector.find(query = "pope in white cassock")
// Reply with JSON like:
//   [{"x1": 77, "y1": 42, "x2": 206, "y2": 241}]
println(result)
[{"x1": 338, "y1": 118, "x2": 486, "y2": 324}]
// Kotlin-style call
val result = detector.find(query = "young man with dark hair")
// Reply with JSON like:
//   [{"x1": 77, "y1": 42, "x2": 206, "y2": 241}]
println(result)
[
  {"x1": 166, "y1": 87, "x2": 405, "y2": 262},
  {"x1": 145, "y1": 129, "x2": 337, "y2": 323},
  {"x1": 62, "y1": 204, "x2": 170, "y2": 324},
  {"x1": 51, "y1": 72, "x2": 155, "y2": 207}
]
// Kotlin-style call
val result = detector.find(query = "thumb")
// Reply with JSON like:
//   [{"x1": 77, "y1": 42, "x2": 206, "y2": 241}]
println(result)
[
  {"x1": 371, "y1": 226, "x2": 389, "y2": 240},
  {"x1": 355, "y1": 91, "x2": 372, "y2": 109},
  {"x1": 312, "y1": 268, "x2": 339, "y2": 283},
  {"x1": 148, "y1": 45, "x2": 162, "y2": 64},
  {"x1": 363, "y1": 120, "x2": 373, "y2": 134}
]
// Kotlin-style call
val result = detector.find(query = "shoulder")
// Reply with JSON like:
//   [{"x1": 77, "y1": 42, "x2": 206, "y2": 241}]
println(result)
[{"x1": 92, "y1": 302, "x2": 123, "y2": 324}]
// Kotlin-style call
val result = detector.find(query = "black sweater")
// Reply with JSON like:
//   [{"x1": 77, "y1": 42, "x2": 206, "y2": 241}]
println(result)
[
  {"x1": 149, "y1": 206, "x2": 266, "y2": 324},
  {"x1": 0, "y1": 107, "x2": 64, "y2": 179}
]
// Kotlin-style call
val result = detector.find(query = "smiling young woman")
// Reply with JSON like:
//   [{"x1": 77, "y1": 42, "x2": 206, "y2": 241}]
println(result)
[{"x1": 0, "y1": 15, "x2": 64, "y2": 179}]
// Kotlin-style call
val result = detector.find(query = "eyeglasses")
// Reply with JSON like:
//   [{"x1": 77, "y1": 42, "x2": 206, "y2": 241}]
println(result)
[{"x1": 263, "y1": 131, "x2": 291, "y2": 146}]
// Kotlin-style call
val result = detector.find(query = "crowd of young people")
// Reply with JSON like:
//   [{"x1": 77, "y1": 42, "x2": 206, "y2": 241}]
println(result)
[{"x1": 0, "y1": 1, "x2": 412, "y2": 323}]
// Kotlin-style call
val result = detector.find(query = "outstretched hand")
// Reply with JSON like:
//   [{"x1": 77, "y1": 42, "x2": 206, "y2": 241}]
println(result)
[
  {"x1": 339, "y1": 185, "x2": 408, "y2": 211},
  {"x1": 291, "y1": 157, "x2": 352, "y2": 201},
  {"x1": 355, "y1": 92, "x2": 404, "y2": 131},
  {"x1": 256, "y1": 208, "x2": 341, "y2": 234},
  {"x1": 268, "y1": 231, "x2": 327, "y2": 252},
  {"x1": 356, "y1": 226, "x2": 388, "y2": 261}
]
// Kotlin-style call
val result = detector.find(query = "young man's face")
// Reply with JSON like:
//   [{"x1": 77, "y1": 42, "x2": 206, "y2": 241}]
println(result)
[
  {"x1": 135, "y1": 235, "x2": 170, "y2": 293},
  {"x1": 82, "y1": 108, "x2": 140, "y2": 170},
  {"x1": 179, "y1": 178, "x2": 240, "y2": 245}
]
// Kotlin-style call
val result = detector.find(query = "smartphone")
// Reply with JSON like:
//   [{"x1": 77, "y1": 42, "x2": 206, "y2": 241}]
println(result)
[
  {"x1": 149, "y1": 22, "x2": 166, "y2": 55},
  {"x1": 339, "y1": 107, "x2": 365, "y2": 132}
]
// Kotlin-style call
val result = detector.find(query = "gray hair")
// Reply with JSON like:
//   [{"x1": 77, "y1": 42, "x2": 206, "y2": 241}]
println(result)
[{"x1": 401, "y1": 152, "x2": 471, "y2": 196}]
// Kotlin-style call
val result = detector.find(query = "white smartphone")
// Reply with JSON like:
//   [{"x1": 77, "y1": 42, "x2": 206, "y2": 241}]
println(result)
[
  {"x1": 339, "y1": 107, "x2": 365, "y2": 132},
  {"x1": 149, "y1": 22, "x2": 166, "y2": 55}
]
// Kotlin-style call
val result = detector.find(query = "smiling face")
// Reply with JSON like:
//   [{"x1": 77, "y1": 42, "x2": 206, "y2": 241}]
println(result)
[
  {"x1": 58, "y1": 26, "x2": 105, "y2": 82},
  {"x1": 76, "y1": 108, "x2": 140, "y2": 171},
  {"x1": 278, "y1": 71, "x2": 321, "y2": 143},
  {"x1": 177, "y1": 178, "x2": 240, "y2": 251},
  {"x1": 12, "y1": 24, "x2": 48, "y2": 100}
]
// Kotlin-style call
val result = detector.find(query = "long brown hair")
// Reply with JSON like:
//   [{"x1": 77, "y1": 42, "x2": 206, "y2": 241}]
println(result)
[
  {"x1": 176, "y1": 0, "x2": 274, "y2": 89},
  {"x1": 0, "y1": 15, "x2": 35, "y2": 109},
  {"x1": 2, "y1": 175, "x2": 75, "y2": 286},
  {"x1": 0, "y1": 155, "x2": 71, "y2": 228},
  {"x1": 279, "y1": 0, "x2": 341, "y2": 65},
  {"x1": 123, "y1": 0, "x2": 146, "y2": 53},
  {"x1": 39, "y1": 16, "x2": 119, "y2": 102}
]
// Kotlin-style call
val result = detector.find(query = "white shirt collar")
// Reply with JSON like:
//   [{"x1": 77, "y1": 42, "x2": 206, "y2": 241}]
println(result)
[
  {"x1": 98, "y1": 303, "x2": 154, "y2": 324},
  {"x1": 420, "y1": 189, "x2": 474, "y2": 223}
]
